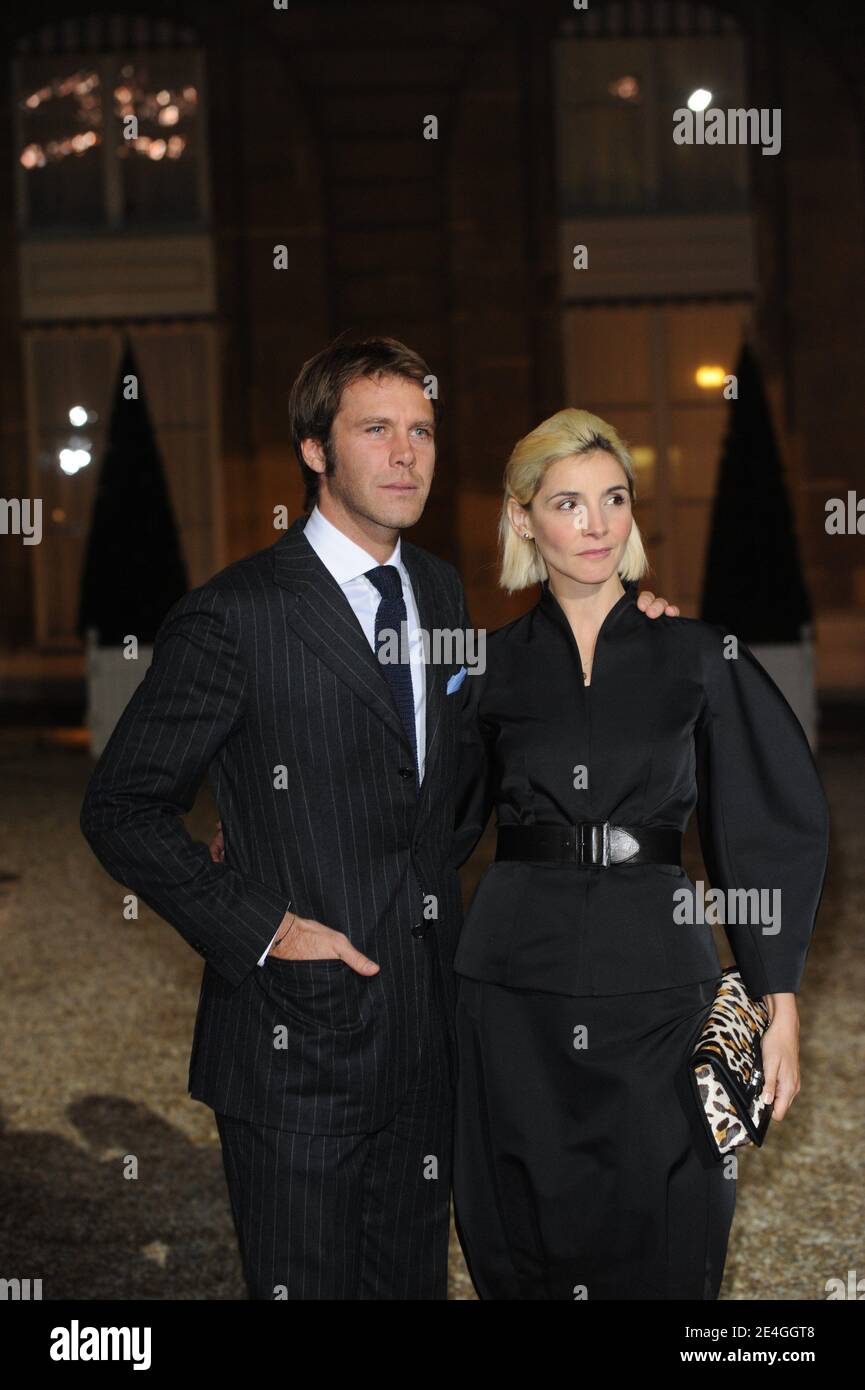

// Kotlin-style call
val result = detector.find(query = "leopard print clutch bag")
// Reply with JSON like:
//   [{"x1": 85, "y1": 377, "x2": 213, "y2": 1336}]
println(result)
[{"x1": 689, "y1": 967, "x2": 773, "y2": 1160}]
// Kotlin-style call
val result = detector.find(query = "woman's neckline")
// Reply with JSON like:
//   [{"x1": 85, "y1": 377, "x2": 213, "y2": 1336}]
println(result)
[
  {"x1": 536, "y1": 578, "x2": 638, "y2": 683},
  {"x1": 538, "y1": 577, "x2": 637, "y2": 629}
]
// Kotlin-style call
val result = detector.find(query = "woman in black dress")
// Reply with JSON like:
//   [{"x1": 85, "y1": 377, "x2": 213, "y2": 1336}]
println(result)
[{"x1": 451, "y1": 408, "x2": 830, "y2": 1301}]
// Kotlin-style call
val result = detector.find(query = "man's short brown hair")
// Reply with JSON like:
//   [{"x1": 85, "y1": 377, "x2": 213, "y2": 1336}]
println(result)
[{"x1": 288, "y1": 331, "x2": 442, "y2": 510}]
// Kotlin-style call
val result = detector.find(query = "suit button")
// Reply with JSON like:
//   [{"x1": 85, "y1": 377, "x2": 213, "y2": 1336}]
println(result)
[
  {"x1": 411, "y1": 923, "x2": 426, "y2": 939},
  {"x1": 398, "y1": 767, "x2": 413, "y2": 779}
]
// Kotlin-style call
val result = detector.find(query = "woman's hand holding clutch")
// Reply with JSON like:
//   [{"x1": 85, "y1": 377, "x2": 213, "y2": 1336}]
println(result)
[{"x1": 759, "y1": 993, "x2": 801, "y2": 1121}]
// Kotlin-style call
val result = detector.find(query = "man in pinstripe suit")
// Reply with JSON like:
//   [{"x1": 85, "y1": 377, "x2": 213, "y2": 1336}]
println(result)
[{"x1": 80, "y1": 334, "x2": 675, "y2": 1299}]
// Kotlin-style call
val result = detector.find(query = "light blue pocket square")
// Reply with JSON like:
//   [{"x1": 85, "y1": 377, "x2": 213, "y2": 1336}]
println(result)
[{"x1": 446, "y1": 666, "x2": 467, "y2": 695}]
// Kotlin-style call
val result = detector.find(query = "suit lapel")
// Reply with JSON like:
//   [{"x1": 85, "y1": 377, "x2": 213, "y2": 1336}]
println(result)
[
  {"x1": 271, "y1": 516, "x2": 452, "y2": 789},
  {"x1": 399, "y1": 539, "x2": 446, "y2": 793},
  {"x1": 272, "y1": 514, "x2": 453, "y2": 795},
  {"x1": 271, "y1": 516, "x2": 414, "y2": 759}
]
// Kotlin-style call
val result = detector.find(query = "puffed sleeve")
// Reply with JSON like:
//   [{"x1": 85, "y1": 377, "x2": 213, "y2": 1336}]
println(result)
[
  {"x1": 694, "y1": 626, "x2": 830, "y2": 998},
  {"x1": 451, "y1": 662, "x2": 495, "y2": 869}
]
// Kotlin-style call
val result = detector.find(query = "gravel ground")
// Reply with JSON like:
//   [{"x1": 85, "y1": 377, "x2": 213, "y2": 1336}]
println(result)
[{"x1": 0, "y1": 729, "x2": 859, "y2": 1301}]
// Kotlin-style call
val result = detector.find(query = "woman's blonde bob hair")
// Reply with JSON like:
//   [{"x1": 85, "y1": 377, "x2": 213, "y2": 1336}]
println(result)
[{"x1": 498, "y1": 408, "x2": 649, "y2": 593}]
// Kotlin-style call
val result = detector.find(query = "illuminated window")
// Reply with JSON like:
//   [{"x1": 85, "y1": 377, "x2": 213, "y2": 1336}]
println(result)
[
  {"x1": 25, "y1": 326, "x2": 222, "y2": 647},
  {"x1": 13, "y1": 16, "x2": 208, "y2": 230},
  {"x1": 554, "y1": 12, "x2": 749, "y2": 215}
]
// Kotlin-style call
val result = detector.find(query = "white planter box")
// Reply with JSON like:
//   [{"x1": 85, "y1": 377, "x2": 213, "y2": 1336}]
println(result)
[
  {"x1": 84, "y1": 630, "x2": 154, "y2": 759},
  {"x1": 749, "y1": 636, "x2": 817, "y2": 751}
]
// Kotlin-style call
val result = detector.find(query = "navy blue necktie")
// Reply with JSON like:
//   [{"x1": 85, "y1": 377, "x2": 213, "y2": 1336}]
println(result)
[{"x1": 365, "y1": 565, "x2": 418, "y2": 779}]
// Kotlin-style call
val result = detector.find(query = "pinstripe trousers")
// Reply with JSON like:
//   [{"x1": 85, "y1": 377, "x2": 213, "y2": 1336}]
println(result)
[{"x1": 215, "y1": 980, "x2": 455, "y2": 1300}]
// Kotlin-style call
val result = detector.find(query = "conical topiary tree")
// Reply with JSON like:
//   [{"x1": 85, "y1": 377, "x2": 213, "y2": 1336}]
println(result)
[
  {"x1": 700, "y1": 342, "x2": 811, "y2": 643},
  {"x1": 77, "y1": 338, "x2": 188, "y2": 645}
]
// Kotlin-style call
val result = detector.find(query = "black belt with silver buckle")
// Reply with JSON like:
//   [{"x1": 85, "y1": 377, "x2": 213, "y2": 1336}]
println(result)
[{"x1": 494, "y1": 822, "x2": 682, "y2": 868}]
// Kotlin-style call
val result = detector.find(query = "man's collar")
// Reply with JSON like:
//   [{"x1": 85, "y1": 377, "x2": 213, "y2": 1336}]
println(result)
[{"x1": 303, "y1": 504, "x2": 401, "y2": 584}]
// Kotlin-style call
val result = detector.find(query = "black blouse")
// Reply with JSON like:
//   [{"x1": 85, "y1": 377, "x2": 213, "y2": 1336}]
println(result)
[{"x1": 451, "y1": 579, "x2": 830, "y2": 999}]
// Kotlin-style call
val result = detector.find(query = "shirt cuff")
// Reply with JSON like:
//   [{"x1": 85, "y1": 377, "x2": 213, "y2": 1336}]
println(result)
[{"x1": 257, "y1": 911, "x2": 289, "y2": 966}]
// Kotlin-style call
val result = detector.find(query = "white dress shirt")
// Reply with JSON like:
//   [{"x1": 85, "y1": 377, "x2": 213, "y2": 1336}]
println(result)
[{"x1": 257, "y1": 504, "x2": 427, "y2": 964}]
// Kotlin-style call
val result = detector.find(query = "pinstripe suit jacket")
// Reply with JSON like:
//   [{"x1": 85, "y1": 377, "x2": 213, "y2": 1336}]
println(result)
[{"x1": 80, "y1": 514, "x2": 469, "y2": 1134}]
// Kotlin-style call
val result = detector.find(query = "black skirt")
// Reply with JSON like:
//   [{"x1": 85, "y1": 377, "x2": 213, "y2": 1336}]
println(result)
[{"x1": 453, "y1": 972, "x2": 736, "y2": 1300}]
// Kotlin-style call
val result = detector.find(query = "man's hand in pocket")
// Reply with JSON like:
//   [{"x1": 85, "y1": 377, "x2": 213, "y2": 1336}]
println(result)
[
  {"x1": 208, "y1": 820, "x2": 225, "y2": 863},
  {"x1": 210, "y1": 821, "x2": 379, "y2": 977},
  {"x1": 268, "y1": 909, "x2": 380, "y2": 977}
]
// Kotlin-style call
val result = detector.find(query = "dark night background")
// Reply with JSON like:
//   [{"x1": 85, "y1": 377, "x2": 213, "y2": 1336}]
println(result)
[{"x1": 0, "y1": 0, "x2": 862, "y2": 1309}]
